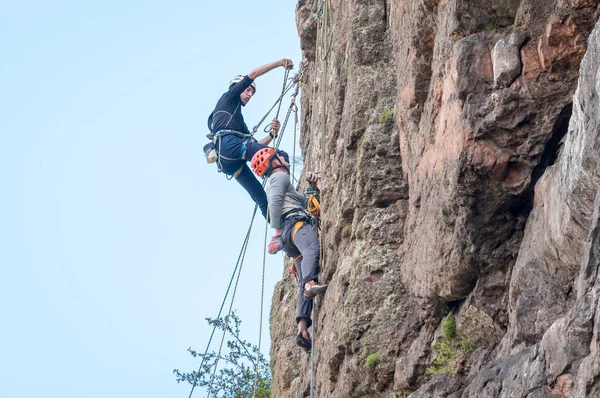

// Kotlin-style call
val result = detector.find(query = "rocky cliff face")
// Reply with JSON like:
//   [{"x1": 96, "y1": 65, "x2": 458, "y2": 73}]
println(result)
[{"x1": 270, "y1": 0, "x2": 600, "y2": 397}]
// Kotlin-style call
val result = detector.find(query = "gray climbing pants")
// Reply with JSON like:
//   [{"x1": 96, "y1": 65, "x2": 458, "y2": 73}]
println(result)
[{"x1": 289, "y1": 222, "x2": 320, "y2": 328}]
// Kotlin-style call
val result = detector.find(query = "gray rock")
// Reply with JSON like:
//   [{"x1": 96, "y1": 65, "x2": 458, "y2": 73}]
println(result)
[{"x1": 492, "y1": 32, "x2": 528, "y2": 88}]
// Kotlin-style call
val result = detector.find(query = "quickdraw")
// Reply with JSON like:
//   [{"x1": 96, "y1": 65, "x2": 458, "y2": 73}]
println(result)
[{"x1": 306, "y1": 190, "x2": 321, "y2": 238}]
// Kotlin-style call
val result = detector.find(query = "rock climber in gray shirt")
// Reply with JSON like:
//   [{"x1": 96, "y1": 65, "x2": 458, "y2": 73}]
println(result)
[{"x1": 249, "y1": 147, "x2": 327, "y2": 353}]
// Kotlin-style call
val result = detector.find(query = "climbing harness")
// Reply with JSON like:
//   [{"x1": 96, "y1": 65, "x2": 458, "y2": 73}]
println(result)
[
  {"x1": 205, "y1": 101, "x2": 252, "y2": 179},
  {"x1": 213, "y1": 129, "x2": 255, "y2": 179},
  {"x1": 292, "y1": 220, "x2": 305, "y2": 240},
  {"x1": 287, "y1": 219, "x2": 307, "y2": 280},
  {"x1": 286, "y1": 187, "x2": 321, "y2": 284}
]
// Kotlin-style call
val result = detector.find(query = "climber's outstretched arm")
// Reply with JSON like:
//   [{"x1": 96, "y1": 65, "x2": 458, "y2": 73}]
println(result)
[{"x1": 248, "y1": 59, "x2": 294, "y2": 80}]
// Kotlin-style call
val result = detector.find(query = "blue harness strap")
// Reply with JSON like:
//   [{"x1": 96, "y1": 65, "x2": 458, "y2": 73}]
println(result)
[{"x1": 239, "y1": 138, "x2": 249, "y2": 160}]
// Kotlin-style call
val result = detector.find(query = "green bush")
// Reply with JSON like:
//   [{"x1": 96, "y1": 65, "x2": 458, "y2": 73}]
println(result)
[
  {"x1": 426, "y1": 316, "x2": 473, "y2": 376},
  {"x1": 379, "y1": 108, "x2": 394, "y2": 124},
  {"x1": 442, "y1": 315, "x2": 456, "y2": 341},
  {"x1": 341, "y1": 224, "x2": 352, "y2": 236},
  {"x1": 174, "y1": 312, "x2": 271, "y2": 397},
  {"x1": 366, "y1": 352, "x2": 380, "y2": 368},
  {"x1": 484, "y1": 21, "x2": 497, "y2": 31}
]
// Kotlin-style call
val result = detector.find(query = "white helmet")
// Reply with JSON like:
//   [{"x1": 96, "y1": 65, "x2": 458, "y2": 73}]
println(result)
[{"x1": 229, "y1": 75, "x2": 256, "y2": 92}]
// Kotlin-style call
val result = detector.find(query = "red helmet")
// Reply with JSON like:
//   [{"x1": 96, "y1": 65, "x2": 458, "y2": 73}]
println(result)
[{"x1": 250, "y1": 148, "x2": 278, "y2": 177}]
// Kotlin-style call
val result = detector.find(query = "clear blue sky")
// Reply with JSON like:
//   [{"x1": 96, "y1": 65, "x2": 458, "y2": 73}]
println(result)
[{"x1": 0, "y1": 1, "x2": 301, "y2": 397}]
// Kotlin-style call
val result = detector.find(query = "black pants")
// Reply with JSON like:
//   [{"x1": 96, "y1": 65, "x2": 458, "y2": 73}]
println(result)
[{"x1": 216, "y1": 135, "x2": 269, "y2": 218}]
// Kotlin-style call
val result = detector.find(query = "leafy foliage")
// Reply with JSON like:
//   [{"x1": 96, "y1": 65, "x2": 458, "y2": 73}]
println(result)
[
  {"x1": 173, "y1": 312, "x2": 271, "y2": 398},
  {"x1": 379, "y1": 107, "x2": 394, "y2": 124},
  {"x1": 366, "y1": 352, "x2": 380, "y2": 368},
  {"x1": 426, "y1": 315, "x2": 473, "y2": 376},
  {"x1": 341, "y1": 224, "x2": 352, "y2": 238},
  {"x1": 484, "y1": 21, "x2": 497, "y2": 31},
  {"x1": 442, "y1": 315, "x2": 456, "y2": 340}
]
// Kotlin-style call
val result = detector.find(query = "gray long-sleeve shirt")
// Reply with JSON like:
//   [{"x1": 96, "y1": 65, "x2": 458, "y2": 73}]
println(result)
[{"x1": 265, "y1": 171, "x2": 306, "y2": 229}]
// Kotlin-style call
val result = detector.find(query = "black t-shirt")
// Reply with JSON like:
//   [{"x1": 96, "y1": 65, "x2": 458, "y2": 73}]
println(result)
[{"x1": 209, "y1": 75, "x2": 254, "y2": 135}]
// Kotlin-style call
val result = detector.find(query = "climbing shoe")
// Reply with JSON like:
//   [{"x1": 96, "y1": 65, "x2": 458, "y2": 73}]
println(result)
[
  {"x1": 295, "y1": 333, "x2": 312, "y2": 353},
  {"x1": 303, "y1": 284, "x2": 328, "y2": 300}
]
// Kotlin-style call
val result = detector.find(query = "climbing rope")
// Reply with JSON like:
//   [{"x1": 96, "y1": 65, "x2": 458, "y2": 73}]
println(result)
[
  {"x1": 292, "y1": 100, "x2": 299, "y2": 179},
  {"x1": 319, "y1": 0, "x2": 331, "y2": 170},
  {"x1": 293, "y1": 59, "x2": 309, "y2": 84},
  {"x1": 302, "y1": 2, "x2": 333, "y2": 395},
  {"x1": 252, "y1": 71, "x2": 296, "y2": 136},
  {"x1": 305, "y1": 64, "x2": 318, "y2": 169},
  {"x1": 273, "y1": 85, "x2": 301, "y2": 153},
  {"x1": 308, "y1": 197, "x2": 321, "y2": 398},
  {"x1": 319, "y1": 0, "x2": 334, "y2": 62},
  {"x1": 252, "y1": 212, "x2": 270, "y2": 397},
  {"x1": 187, "y1": 205, "x2": 258, "y2": 398},
  {"x1": 264, "y1": 69, "x2": 291, "y2": 136},
  {"x1": 205, "y1": 223, "x2": 253, "y2": 398},
  {"x1": 310, "y1": 296, "x2": 319, "y2": 398},
  {"x1": 304, "y1": 0, "x2": 332, "y2": 171}
]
